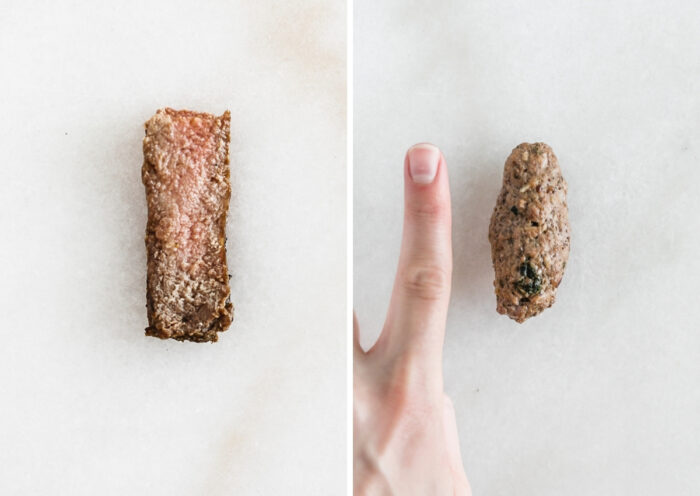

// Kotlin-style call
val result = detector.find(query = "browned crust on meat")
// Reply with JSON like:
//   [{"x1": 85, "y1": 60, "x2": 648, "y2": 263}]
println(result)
[
  {"x1": 488, "y1": 143, "x2": 570, "y2": 323},
  {"x1": 142, "y1": 108, "x2": 233, "y2": 342}
]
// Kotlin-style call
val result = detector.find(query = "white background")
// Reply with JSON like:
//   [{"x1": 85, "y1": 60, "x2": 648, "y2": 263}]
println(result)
[
  {"x1": 0, "y1": 1, "x2": 345, "y2": 494},
  {"x1": 355, "y1": 0, "x2": 700, "y2": 494}
]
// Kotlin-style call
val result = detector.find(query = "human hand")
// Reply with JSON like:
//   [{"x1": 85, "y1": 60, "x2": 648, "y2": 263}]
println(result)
[{"x1": 354, "y1": 144, "x2": 471, "y2": 495}]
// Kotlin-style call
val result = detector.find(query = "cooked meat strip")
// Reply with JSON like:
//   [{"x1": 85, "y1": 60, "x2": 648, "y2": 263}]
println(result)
[
  {"x1": 488, "y1": 142, "x2": 570, "y2": 323},
  {"x1": 142, "y1": 108, "x2": 233, "y2": 342}
]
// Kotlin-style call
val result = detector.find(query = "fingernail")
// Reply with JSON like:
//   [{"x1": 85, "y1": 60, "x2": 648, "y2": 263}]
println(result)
[{"x1": 408, "y1": 143, "x2": 440, "y2": 184}]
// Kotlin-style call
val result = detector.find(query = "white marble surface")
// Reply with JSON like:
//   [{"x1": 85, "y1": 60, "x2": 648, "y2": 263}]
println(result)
[
  {"x1": 355, "y1": 0, "x2": 700, "y2": 494},
  {"x1": 0, "y1": 1, "x2": 345, "y2": 494}
]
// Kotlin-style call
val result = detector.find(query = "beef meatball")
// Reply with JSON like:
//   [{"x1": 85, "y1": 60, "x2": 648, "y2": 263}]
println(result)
[{"x1": 488, "y1": 142, "x2": 570, "y2": 322}]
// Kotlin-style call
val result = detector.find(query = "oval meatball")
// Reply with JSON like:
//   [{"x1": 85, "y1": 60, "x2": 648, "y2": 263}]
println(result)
[{"x1": 488, "y1": 143, "x2": 570, "y2": 322}]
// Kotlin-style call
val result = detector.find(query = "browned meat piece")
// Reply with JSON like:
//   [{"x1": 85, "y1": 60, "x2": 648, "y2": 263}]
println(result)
[
  {"x1": 488, "y1": 143, "x2": 570, "y2": 323},
  {"x1": 142, "y1": 108, "x2": 233, "y2": 342}
]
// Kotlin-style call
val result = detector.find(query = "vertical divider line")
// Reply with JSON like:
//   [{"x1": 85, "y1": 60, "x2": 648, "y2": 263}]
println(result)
[{"x1": 346, "y1": 0, "x2": 354, "y2": 492}]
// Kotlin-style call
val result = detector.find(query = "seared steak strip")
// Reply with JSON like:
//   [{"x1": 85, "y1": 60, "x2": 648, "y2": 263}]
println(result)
[{"x1": 142, "y1": 108, "x2": 233, "y2": 342}]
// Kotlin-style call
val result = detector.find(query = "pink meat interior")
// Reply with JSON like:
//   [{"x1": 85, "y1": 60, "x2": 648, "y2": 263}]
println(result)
[{"x1": 147, "y1": 111, "x2": 226, "y2": 276}]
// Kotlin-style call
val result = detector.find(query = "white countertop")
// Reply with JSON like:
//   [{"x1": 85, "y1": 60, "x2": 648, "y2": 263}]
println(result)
[
  {"x1": 0, "y1": 1, "x2": 346, "y2": 494},
  {"x1": 354, "y1": 0, "x2": 700, "y2": 494}
]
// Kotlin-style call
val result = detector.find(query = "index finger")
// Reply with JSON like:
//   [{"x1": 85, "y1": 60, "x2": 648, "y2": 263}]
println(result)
[{"x1": 375, "y1": 144, "x2": 452, "y2": 388}]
